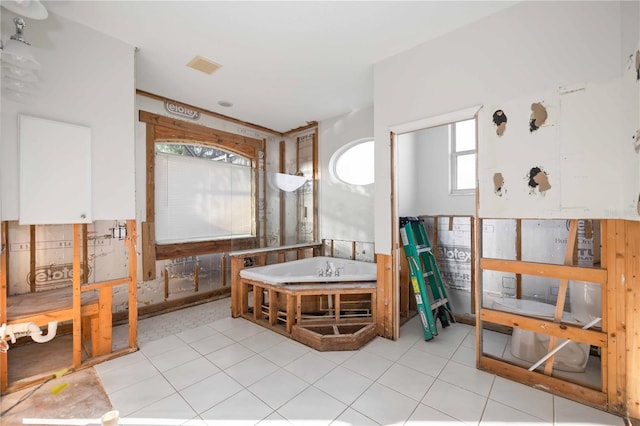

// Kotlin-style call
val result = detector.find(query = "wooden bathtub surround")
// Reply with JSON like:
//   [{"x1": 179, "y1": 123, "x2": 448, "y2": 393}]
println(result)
[
  {"x1": 476, "y1": 218, "x2": 640, "y2": 420},
  {"x1": 0, "y1": 220, "x2": 139, "y2": 395},
  {"x1": 230, "y1": 243, "x2": 378, "y2": 350}
]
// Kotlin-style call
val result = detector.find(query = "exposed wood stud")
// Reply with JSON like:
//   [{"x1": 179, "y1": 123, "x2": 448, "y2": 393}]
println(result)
[
  {"x1": 516, "y1": 219, "x2": 522, "y2": 299},
  {"x1": 72, "y1": 224, "x2": 82, "y2": 367},
  {"x1": 29, "y1": 225, "x2": 36, "y2": 292},
  {"x1": 82, "y1": 224, "x2": 89, "y2": 284}
]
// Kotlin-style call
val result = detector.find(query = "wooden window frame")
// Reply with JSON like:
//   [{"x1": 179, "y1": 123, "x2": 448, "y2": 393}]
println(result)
[{"x1": 139, "y1": 110, "x2": 264, "y2": 270}]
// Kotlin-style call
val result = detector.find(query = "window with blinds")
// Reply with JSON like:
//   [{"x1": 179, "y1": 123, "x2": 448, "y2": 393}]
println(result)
[{"x1": 155, "y1": 146, "x2": 253, "y2": 244}]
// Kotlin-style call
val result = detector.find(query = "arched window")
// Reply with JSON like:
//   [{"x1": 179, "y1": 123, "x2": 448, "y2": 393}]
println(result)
[{"x1": 330, "y1": 138, "x2": 375, "y2": 186}]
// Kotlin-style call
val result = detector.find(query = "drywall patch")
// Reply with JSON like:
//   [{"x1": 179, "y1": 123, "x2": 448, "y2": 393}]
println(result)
[
  {"x1": 492, "y1": 110, "x2": 507, "y2": 136},
  {"x1": 527, "y1": 166, "x2": 551, "y2": 195},
  {"x1": 529, "y1": 103, "x2": 548, "y2": 132},
  {"x1": 493, "y1": 173, "x2": 505, "y2": 197},
  {"x1": 633, "y1": 128, "x2": 640, "y2": 153}
]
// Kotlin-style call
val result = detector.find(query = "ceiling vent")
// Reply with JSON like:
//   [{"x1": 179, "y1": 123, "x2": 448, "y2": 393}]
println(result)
[{"x1": 186, "y1": 55, "x2": 222, "y2": 75}]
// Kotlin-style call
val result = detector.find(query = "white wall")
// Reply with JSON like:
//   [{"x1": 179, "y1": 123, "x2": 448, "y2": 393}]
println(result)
[
  {"x1": 397, "y1": 131, "x2": 419, "y2": 217},
  {"x1": 1, "y1": 11, "x2": 136, "y2": 221},
  {"x1": 374, "y1": 1, "x2": 639, "y2": 254},
  {"x1": 399, "y1": 125, "x2": 475, "y2": 217},
  {"x1": 318, "y1": 106, "x2": 374, "y2": 242}
]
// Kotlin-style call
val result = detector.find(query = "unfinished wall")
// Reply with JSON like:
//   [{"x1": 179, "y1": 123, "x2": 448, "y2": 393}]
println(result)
[
  {"x1": 0, "y1": 10, "x2": 136, "y2": 221},
  {"x1": 374, "y1": 1, "x2": 638, "y2": 254},
  {"x1": 318, "y1": 106, "x2": 374, "y2": 243},
  {"x1": 397, "y1": 131, "x2": 419, "y2": 217}
]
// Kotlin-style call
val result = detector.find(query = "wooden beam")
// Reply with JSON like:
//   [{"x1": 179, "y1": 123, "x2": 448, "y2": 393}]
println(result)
[
  {"x1": 72, "y1": 224, "x2": 82, "y2": 368},
  {"x1": 516, "y1": 219, "x2": 522, "y2": 299},
  {"x1": 480, "y1": 308, "x2": 606, "y2": 347},
  {"x1": 139, "y1": 110, "x2": 263, "y2": 150},
  {"x1": 279, "y1": 140, "x2": 286, "y2": 246},
  {"x1": 82, "y1": 224, "x2": 89, "y2": 284},
  {"x1": 126, "y1": 219, "x2": 138, "y2": 350},
  {"x1": 480, "y1": 355, "x2": 607, "y2": 409},
  {"x1": 625, "y1": 220, "x2": 640, "y2": 419},
  {"x1": 145, "y1": 124, "x2": 156, "y2": 223},
  {"x1": 480, "y1": 258, "x2": 607, "y2": 283},
  {"x1": 141, "y1": 222, "x2": 156, "y2": 281},
  {"x1": 283, "y1": 121, "x2": 319, "y2": 137},
  {"x1": 544, "y1": 219, "x2": 578, "y2": 375},
  {"x1": 156, "y1": 237, "x2": 256, "y2": 259},
  {"x1": 29, "y1": 225, "x2": 36, "y2": 292},
  {"x1": 1, "y1": 221, "x2": 8, "y2": 393}
]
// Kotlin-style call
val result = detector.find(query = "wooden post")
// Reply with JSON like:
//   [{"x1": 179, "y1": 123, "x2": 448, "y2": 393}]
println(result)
[
  {"x1": 72, "y1": 224, "x2": 82, "y2": 367},
  {"x1": 1, "y1": 221, "x2": 8, "y2": 393},
  {"x1": 127, "y1": 219, "x2": 138, "y2": 350},
  {"x1": 515, "y1": 219, "x2": 522, "y2": 299},
  {"x1": 543, "y1": 220, "x2": 578, "y2": 375},
  {"x1": 29, "y1": 225, "x2": 36, "y2": 292},
  {"x1": 625, "y1": 220, "x2": 640, "y2": 419},
  {"x1": 82, "y1": 224, "x2": 89, "y2": 284}
]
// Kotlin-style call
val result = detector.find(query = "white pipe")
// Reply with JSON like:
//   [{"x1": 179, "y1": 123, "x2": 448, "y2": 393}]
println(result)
[
  {"x1": 528, "y1": 317, "x2": 601, "y2": 372},
  {"x1": 2, "y1": 321, "x2": 58, "y2": 344}
]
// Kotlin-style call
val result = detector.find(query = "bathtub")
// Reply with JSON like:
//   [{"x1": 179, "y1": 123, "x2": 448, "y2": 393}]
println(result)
[{"x1": 239, "y1": 256, "x2": 377, "y2": 285}]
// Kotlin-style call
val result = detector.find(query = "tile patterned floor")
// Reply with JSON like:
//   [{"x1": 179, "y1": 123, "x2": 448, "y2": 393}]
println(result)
[{"x1": 93, "y1": 297, "x2": 625, "y2": 425}]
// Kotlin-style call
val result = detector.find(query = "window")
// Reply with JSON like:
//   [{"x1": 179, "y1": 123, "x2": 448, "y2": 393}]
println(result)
[
  {"x1": 450, "y1": 119, "x2": 476, "y2": 193},
  {"x1": 155, "y1": 142, "x2": 253, "y2": 244},
  {"x1": 330, "y1": 138, "x2": 375, "y2": 186}
]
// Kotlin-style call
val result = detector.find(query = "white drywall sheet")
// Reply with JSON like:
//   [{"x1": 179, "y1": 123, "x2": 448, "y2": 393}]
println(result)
[{"x1": 19, "y1": 115, "x2": 92, "y2": 224}]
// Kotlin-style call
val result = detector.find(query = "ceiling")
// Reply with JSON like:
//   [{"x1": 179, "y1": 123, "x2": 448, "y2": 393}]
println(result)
[{"x1": 43, "y1": 1, "x2": 517, "y2": 133}]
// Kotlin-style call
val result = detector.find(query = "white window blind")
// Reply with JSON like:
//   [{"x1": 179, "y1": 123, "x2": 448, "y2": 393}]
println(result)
[{"x1": 155, "y1": 152, "x2": 253, "y2": 244}]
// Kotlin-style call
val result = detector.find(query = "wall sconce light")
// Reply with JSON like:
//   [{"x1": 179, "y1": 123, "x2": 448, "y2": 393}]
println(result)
[{"x1": 112, "y1": 223, "x2": 127, "y2": 240}]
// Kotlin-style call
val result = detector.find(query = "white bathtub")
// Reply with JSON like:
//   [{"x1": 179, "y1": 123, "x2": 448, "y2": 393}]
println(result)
[{"x1": 239, "y1": 256, "x2": 377, "y2": 285}]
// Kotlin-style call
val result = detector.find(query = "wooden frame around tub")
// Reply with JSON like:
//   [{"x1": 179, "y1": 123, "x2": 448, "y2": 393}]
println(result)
[{"x1": 139, "y1": 110, "x2": 264, "y2": 280}]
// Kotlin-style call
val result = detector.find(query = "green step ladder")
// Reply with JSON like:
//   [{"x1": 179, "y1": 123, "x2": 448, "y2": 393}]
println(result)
[{"x1": 400, "y1": 216, "x2": 455, "y2": 340}]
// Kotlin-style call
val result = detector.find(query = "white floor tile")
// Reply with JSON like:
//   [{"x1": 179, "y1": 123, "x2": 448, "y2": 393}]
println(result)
[
  {"x1": 176, "y1": 324, "x2": 219, "y2": 344},
  {"x1": 406, "y1": 403, "x2": 466, "y2": 425},
  {"x1": 421, "y1": 379, "x2": 488, "y2": 425},
  {"x1": 314, "y1": 366, "x2": 373, "y2": 405},
  {"x1": 315, "y1": 349, "x2": 357, "y2": 365},
  {"x1": 331, "y1": 407, "x2": 380, "y2": 425},
  {"x1": 240, "y1": 329, "x2": 287, "y2": 353},
  {"x1": 249, "y1": 368, "x2": 310, "y2": 410},
  {"x1": 489, "y1": 376, "x2": 553, "y2": 422},
  {"x1": 278, "y1": 386, "x2": 346, "y2": 426},
  {"x1": 207, "y1": 317, "x2": 237, "y2": 332},
  {"x1": 411, "y1": 335, "x2": 460, "y2": 360},
  {"x1": 377, "y1": 363, "x2": 435, "y2": 401},
  {"x1": 148, "y1": 345, "x2": 203, "y2": 372},
  {"x1": 97, "y1": 357, "x2": 160, "y2": 394},
  {"x1": 396, "y1": 347, "x2": 448, "y2": 378},
  {"x1": 200, "y1": 389, "x2": 273, "y2": 425},
  {"x1": 205, "y1": 342, "x2": 256, "y2": 369},
  {"x1": 189, "y1": 332, "x2": 235, "y2": 356},
  {"x1": 351, "y1": 382, "x2": 419, "y2": 426},
  {"x1": 140, "y1": 335, "x2": 187, "y2": 357},
  {"x1": 554, "y1": 396, "x2": 625, "y2": 425},
  {"x1": 225, "y1": 354, "x2": 280, "y2": 387},
  {"x1": 284, "y1": 351, "x2": 337, "y2": 384},
  {"x1": 221, "y1": 319, "x2": 265, "y2": 341},
  {"x1": 257, "y1": 411, "x2": 292, "y2": 425},
  {"x1": 128, "y1": 393, "x2": 197, "y2": 423},
  {"x1": 362, "y1": 335, "x2": 414, "y2": 361},
  {"x1": 94, "y1": 350, "x2": 147, "y2": 375},
  {"x1": 259, "y1": 339, "x2": 310, "y2": 367},
  {"x1": 180, "y1": 371, "x2": 243, "y2": 414},
  {"x1": 163, "y1": 356, "x2": 220, "y2": 390},
  {"x1": 438, "y1": 360, "x2": 495, "y2": 396},
  {"x1": 451, "y1": 344, "x2": 477, "y2": 368},
  {"x1": 108, "y1": 374, "x2": 177, "y2": 417},
  {"x1": 480, "y1": 399, "x2": 553, "y2": 426},
  {"x1": 341, "y1": 350, "x2": 394, "y2": 381}
]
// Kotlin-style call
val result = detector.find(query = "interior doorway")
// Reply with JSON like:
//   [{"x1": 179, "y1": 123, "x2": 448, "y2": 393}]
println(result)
[{"x1": 389, "y1": 106, "x2": 480, "y2": 337}]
